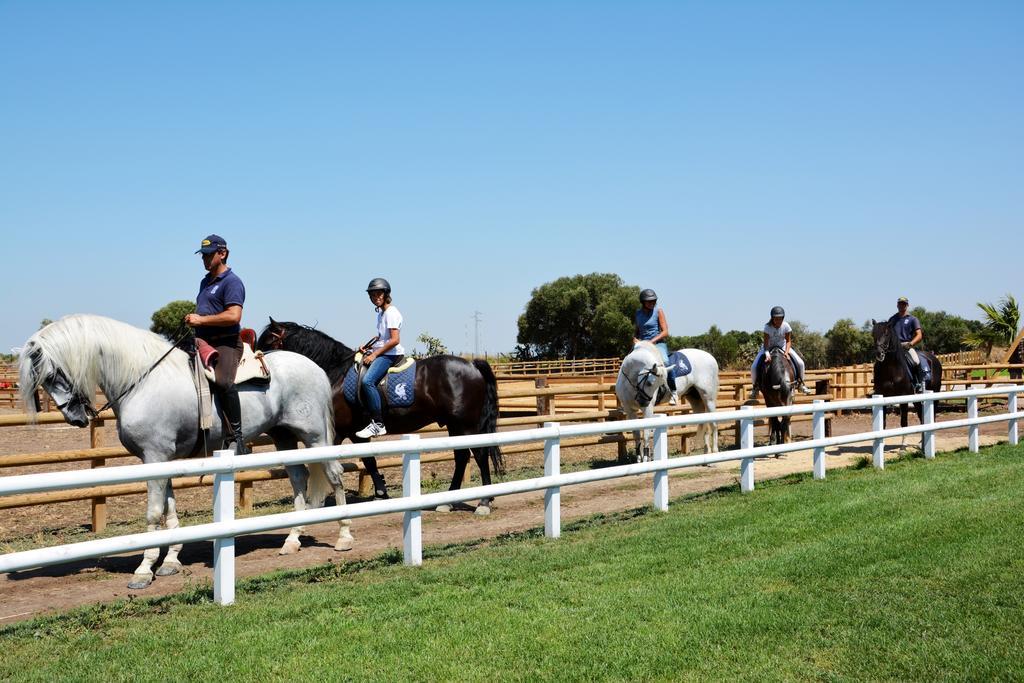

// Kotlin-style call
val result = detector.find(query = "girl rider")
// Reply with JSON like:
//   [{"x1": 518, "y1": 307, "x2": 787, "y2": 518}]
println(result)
[
  {"x1": 750, "y1": 306, "x2": 812, "y2": 399},
  {"x1": 355, "y1": 278, "x2": 404, "y2": 439}
]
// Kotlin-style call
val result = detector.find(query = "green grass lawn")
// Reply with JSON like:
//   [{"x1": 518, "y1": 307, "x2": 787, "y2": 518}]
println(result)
[{"x1": 2, "y1": 444, "x2": 1022, "y2": 681}]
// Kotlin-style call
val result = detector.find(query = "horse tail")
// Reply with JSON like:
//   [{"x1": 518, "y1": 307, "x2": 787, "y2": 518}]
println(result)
[
  {"x1": 473, "y1": 359, "x2": 504, "y2": 475},
  {"x1": 307, "y1": 462, "x2": 333, "y2": 506}
]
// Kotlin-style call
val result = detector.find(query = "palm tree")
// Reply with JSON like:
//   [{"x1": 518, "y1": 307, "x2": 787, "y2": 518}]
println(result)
[{"x1": 966, "y1": 294, "x2": 1020, "y2": 357}]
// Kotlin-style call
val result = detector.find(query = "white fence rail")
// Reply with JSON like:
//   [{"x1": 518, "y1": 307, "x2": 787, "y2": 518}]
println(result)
[{"x1": 1, "y1": 386, "x2": 1021, "y2": 606}]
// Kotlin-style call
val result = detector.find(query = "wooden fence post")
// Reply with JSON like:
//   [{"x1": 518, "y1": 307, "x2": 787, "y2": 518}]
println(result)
[
  {"x1": 535, "y1": 377, "x2": 550, "y2": 416},
  {"x1": 90, "y1": 418, "x2": 107, "y2": 532}
]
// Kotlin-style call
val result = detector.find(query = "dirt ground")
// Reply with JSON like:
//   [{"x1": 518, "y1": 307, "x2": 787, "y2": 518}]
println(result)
[{"x1": 0, "y1": 407, "x2": 1015, "y2": 624}]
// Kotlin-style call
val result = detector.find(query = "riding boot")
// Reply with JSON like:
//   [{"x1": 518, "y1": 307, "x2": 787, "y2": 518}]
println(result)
[
  {"x1": 750, "y1": 383, "x2": 760, "y2": 401},
  {"x1": 220, "y1": 386, "x2": 249, "y2": 455}
]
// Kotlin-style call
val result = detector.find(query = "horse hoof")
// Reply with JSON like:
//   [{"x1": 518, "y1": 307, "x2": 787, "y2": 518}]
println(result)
[
  {"x1": 475, "y1": 504, "x2": 491, "y2": 516},
  {"x1": 279, "y1": 540, "x2": 301, "y2": 556},
  {"x1": 435, "y1": 504, "x2": 453, "y2": 513},
  {"x1": 127, "y1": 574, "x2": 153, "y2": 590},
  {"x1": 335, "y1": 537, "x2": 354, "y2": 552},
  {"x1": 155, "y1": 561, "x2": 181, "y2": 577}
]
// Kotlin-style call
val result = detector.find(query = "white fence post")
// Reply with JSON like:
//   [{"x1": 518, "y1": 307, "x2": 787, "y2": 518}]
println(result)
[
  {"x1": 543, "y1": 422, "x2": 561, "y2": 538},
  {"x1": 812, "y1": 400, "x2": 825, "y2": 480},
  {"x1": 967, "y1": 395, "x2": 979, "y2": 453},
  {"x1": 1010, "y1": 391, "x2": 1019, "y2": 446},
  {"x1": 872, "y1": 395, "x2": 885, "y2": 470},
  {"x1": 740, "y1": 405, "x2": 754, "y2": 493},
  {"x1": 213, "y1": 448, "x2": 235, "y2": 606},
  {"x1": 402, "y1": 434, "x2": 422, "y2": 566},
  {"x1": 653, "y1": 415, "x2": 669, "y2": 511},
  {"x1": 922, "y1": 390, "x2": 935, "y2": 459}
]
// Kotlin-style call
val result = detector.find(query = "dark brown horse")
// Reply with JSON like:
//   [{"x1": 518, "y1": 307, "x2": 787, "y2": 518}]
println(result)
[
  {"x1": 871, "y1": 320, "x2": 942, "y2": 427},
  {"x1": 257, "y1": 319, "x2": 503, "y2": 514},
  {"x1": 757, "y1": 346, "x2": 794, "y2": 445}
]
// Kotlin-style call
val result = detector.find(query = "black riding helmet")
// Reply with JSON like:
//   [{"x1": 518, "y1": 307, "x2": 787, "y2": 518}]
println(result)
[
  {"x1": 639, "y1": 289, "x2": 658, "y2": 303},
  {"x1": 366, "y1": 278, "x2": 391, "y2": 294},
  {"x1": 770, "y1": 305, "x2": 785, "y2": 318}
]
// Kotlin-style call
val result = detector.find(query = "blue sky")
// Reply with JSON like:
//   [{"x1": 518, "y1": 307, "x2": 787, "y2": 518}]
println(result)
[{"x1": 2, "y1": 1, "x2": 1021, "y2": 355}]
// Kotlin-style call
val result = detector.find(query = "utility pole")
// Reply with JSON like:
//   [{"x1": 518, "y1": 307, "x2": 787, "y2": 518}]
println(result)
[{"x1": 472, "y1": 311, "x2": 483, "y2": 358}]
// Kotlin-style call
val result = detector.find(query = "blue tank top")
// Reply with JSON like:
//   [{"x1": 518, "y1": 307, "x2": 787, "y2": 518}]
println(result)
[{"x1": 635, "y1": 307, "x2": 662, "y2": 341}]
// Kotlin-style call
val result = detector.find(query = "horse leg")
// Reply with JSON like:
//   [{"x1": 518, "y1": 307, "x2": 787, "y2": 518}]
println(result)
[
  {"x1": 280, "y1": 464, "x2": 309, "y2": 555},
  {"x1": 129, "y1": 478, "x2": 169, "y2": 589},
  {"x1": 155, "y1": 482, "x2": 183, "y2": 577},
  {"x1": 472, "y1": 446, "x2": 494, "y2": 516},
  {"x1": 321, "y1": 460, "x2": 354, "y2": 551},
  {"x1": 437, "y1": 446, "x2": 471, "y2": 513},
  {"x1": 361, "y1": 456, "x2": 388, "y2": 499}
]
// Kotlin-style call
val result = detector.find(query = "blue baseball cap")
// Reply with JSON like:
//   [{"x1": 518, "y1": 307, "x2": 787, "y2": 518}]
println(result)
[{"x1": 195, "y1": 234, "x2": 228, "y2": 254}]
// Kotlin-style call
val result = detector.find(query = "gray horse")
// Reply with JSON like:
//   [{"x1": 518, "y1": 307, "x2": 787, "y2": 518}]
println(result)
[{"x1": 19, "y1": 314, "x2": 348, "y2": 590}]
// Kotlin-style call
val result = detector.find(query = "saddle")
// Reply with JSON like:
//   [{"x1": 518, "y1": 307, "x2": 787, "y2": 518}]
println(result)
[
  {"x1": 342, "y1": 352, "x2": 417, "y2": 410},
  {"x1": 191, "y1": 328, "x2": 271, "y2": 431}
]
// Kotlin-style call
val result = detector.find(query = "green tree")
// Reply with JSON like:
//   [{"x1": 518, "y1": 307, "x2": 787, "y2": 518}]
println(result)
[
  {"x1": 150, "y1": 300, "x2": 196, "y2": 341},
  {"x1": 667, "y1": 327, "x2": 757, "y2": 370},
  {"x1": 826, "y1": 319, "x2": 873, "y2": 366},
  {"x1": 965, "y1": 294, "x2": 1020, "y2": 357},
  {"x1": 909, "y1": 306, "x2": 981, "y2": 354},
  {"x1": 516, "y1": 273, "x2": 638, "y2": 359},
  {"x1": 415, "y1": 332, "x2": 449, "y2": 357},
  {"x1": 789, "y1": 320, "x2": 827, "y2": 370},
  {"x1": 38, "y1": 318, "x2": 53, "y2": 329}
]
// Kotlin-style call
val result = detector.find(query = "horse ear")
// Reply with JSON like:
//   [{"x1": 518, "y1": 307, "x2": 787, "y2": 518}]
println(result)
[
  {"x1": 269, "y1": 316, "x2": 278, "y2": 326},
  {"x1": 871, "y1": 318, "x2": 876, "y2": 326}
]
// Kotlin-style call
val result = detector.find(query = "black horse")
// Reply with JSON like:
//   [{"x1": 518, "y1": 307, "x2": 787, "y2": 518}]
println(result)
[
  {"x1": 871, "y1": 320, "x2": 942, "y2": 427},
  {"x1": 757, "y1": 345, "x2": 794, "y2": 445},
  {"x1": 257, "y1": 319, "x2": 503, "y2": 514}
]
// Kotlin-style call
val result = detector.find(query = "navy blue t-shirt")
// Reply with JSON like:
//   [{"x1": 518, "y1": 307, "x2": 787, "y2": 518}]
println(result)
[
  {"x1": 196, "y1": 268, "x2": 245, "y2": 340},
  {"x1": 888, "y1": 313, "x2": 921, "y2": 343}
]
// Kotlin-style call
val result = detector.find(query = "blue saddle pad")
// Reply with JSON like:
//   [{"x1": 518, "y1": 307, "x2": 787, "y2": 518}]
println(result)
[
  {"x1": 668, "y1": 351, "x2": 693, "y2": 380},
  {"x1": 342, "y1": 359, "x2": 417, "y2": 409}
]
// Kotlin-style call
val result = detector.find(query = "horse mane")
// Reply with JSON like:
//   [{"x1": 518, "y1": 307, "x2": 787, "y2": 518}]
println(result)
[
  {"x1": 19, "y1": 314, "x2": 188, "y2": 415},
  {"x1": 630, "y1": 341, "x2": 665, "y2": 366},
  {"x1": 263, "y1": 321, "x2": 356, "y2": 385}
]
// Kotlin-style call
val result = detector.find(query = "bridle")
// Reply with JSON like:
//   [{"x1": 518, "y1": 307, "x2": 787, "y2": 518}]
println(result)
[
  {"x1": 875, "y1": 325, "x2": 897, "y2": 362},
  {"x1": 622, "y1": 362, "x2": 661, "y2": 407},
  {"x1": 264, "y1": 327, "x2": 287, "y2": 350}
]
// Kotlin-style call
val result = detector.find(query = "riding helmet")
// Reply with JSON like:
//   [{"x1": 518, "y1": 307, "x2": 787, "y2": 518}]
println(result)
[
  {"x1": 639, "y1": 289, "x2": 658, "y2": 303},
  {"x1": 366, "y1": 278, "x2": 391, "y2": 294},
  {"x1": 770, "y1": 305, "x2": 785, "y2": 318}
]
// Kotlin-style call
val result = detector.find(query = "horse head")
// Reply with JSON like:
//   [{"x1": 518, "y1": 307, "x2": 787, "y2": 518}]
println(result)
[
  {"x1": 20, "y1": 343, "x2": 93, "y2": 427},
  {"x1": 764, "y1": 345, "x2": 789, "y2": 391},
  {"x1": 619, "y1": 343, "x2": 667, "y2": 408},
  {"x1": 257, "y1": 317, "x2": 289, "y2": 351},
  {"x1": 871, "y1": 319, "x2": 895, "y2": 362}
]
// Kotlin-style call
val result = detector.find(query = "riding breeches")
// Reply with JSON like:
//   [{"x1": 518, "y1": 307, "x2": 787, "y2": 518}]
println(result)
[
  {"x1": 752, "y1": 348, "x2": 805, "y2": 384},
  {"x1": 205, "y1": 333, "x2": 243, "y2": 434}
]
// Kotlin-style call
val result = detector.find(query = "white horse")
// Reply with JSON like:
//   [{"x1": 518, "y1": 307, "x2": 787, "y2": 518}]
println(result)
[
  {"x1": 20, "y1": 314, "x2": 350, "y2": 590},
  {"x1": 615, "y1": 342, "x2": 669, "y2": 462},
  {"x1": 663, "y1": 348, "x2": 720, "y2": 453}
]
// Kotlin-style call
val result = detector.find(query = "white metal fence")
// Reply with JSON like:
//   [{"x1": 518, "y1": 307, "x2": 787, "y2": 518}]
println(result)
[{"x1": 0, "y1": 386, "x2": 1020, "y2": 606}]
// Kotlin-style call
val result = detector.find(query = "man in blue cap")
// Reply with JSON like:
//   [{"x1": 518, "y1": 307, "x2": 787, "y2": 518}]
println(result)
[
  {"x1": 184, "y1": 234, "x2": 249, "y2": 454},
  {"x1": 887, "y1": 296, "x2": 930, "y2": 392}
]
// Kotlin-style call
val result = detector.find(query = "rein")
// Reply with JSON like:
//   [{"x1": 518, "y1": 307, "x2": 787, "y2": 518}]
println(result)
[
  {"x1": 86, "y1": 326, "x2": 194, "y2": 417},
  {"x1": 622, "y1": 362, "x2": 659, "y2": 406}
]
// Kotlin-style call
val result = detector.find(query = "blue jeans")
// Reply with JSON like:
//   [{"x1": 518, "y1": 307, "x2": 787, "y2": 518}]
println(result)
[
  {"x1": 361, "y1": 355, "x2": 399, "y2": 419},
  {"x1": 653, "y1": 342, "x2": 669, "y2": 364}
]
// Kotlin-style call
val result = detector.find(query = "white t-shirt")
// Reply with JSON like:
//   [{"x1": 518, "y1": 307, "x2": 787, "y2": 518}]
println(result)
[
  {"x1": 374, "y1": 306, "x2": 404, "y2": 355},
  {"x1": 763, "y1": 321, "x2": 792, "y2": 350}
]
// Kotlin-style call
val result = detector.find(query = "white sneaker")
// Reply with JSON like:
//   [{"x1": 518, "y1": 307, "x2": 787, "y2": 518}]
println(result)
[
  {"x1": 669, "y1": 393, "x2": 678, "y2": 406},
  {"x1": 355, "y1": 420, "x2": 386, "y2": 439},
  {"x1": 799, "y1": 384, "x2": 813, "y2": 395}
]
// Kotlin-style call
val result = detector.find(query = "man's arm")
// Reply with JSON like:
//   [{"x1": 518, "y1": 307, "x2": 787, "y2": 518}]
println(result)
[{"x1": 185, "y1": 305, "x2": 242, "y2": 328}]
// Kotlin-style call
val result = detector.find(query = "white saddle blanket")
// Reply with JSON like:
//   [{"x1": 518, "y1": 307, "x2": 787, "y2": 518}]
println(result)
[{"x1": 203, "y1": 344, "x2": 271, "y2": 385}]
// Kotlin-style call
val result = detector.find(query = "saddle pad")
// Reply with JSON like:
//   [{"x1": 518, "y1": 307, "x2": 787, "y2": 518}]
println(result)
[
  {"x1": 343, "y1": 356, "x2": 417, "y2": 408},
  {"x1": 667, "y1": 351, "x2": 693, "y2": 380},
  {"x1": 203, "y1": 343, "x2": 271, "y2": 385}
]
